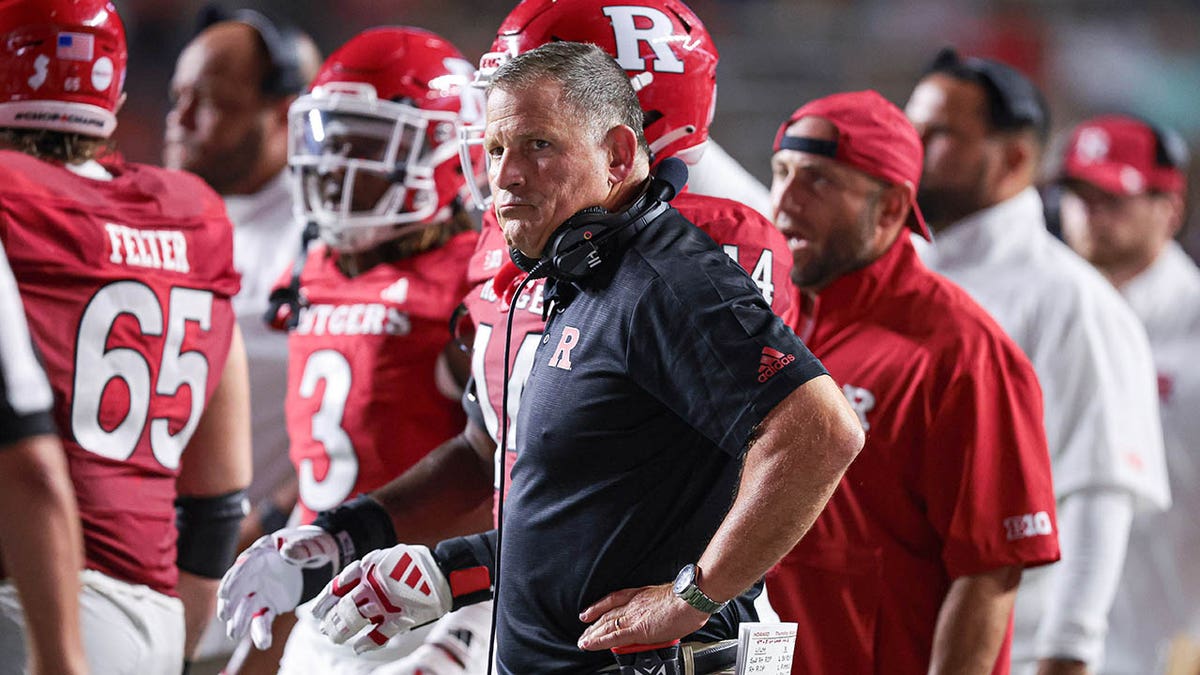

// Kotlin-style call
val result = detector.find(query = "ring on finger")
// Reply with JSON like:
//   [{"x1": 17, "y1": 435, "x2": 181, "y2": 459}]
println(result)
[{"x1": 615, "y1": 616, "x2": 622, "y2": 629}]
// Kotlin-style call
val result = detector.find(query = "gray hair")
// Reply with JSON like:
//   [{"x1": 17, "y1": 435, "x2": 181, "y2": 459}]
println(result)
[{"x1": 487, "y1": 41, "x2": 650, "y2": 157}]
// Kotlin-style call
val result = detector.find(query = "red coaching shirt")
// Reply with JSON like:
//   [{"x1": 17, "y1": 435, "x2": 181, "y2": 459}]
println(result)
[
  {"x1": 0, "y1": 151, "x2": 240, "y2": 596},
  {"x1": 462, "y1": 192, "x2": 795, "y2": 510},
  {"x1": 766, "y1": 235, "x2": 1060, "y2": 674},
  {"x1": 277, "y1": 232, "x2": 476, "y2": 523}
]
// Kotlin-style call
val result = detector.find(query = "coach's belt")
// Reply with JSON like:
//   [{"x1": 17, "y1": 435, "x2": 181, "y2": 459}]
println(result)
[{"x1": 598, "y1": 639, "x2": 739, "y2": 675}]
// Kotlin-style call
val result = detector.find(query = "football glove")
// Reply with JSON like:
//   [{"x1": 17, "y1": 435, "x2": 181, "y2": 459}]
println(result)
[
  {"x1": 216, "y1": 525, "x2": 339, "y2": 649},
  {"x1": 312, "y1": 544, "x2": 453, "y2": 654}
]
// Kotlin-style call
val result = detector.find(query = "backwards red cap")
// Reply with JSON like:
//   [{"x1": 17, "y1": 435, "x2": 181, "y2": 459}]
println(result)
[
  {"x1": 1062, "y1": 115, "x2": 1187, "y2": 196},
  {"x1": 773, "y1": 90, "x2": 930, "y2": 240}
]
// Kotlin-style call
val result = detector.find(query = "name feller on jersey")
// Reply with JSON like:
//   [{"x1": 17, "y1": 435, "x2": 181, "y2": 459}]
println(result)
[{"x1": 104, "y1": 222, "x2": 191, "y2": 273}]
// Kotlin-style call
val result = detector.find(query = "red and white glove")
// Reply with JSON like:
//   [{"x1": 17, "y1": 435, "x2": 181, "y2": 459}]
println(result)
[
  {"x1": 312, "y1": 544, "x2": 452, "y2": 654},
  {"x1": 216, "y1": 525, "x2": 340, "y2": 649}
]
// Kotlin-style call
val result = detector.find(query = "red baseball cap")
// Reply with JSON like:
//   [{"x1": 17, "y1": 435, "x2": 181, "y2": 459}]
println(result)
[
  {"x1": 773, "y1": 90, "x2": 930, "y2": 240},
  {"x1": 1061, "y1": 115, "x2": 1187, "y2": 196}
]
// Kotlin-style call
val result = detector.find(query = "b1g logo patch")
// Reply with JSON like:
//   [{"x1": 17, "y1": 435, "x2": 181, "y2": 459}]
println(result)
[
  {"x1": 1003, "y1": 511, "x2": 1053, "y2": 541},
  {"x1": 548, "y1": 326, "x2": 580, "y2": 370}
]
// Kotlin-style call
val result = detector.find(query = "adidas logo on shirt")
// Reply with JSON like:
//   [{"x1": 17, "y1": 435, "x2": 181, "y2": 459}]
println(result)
[{"x1": 758, "y1": 346, "x2": 795, "y2": 383}]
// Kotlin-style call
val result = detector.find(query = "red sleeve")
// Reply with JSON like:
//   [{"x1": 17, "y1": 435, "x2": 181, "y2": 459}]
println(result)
[
  {"x1": 921, "y1": 333, "x2": 1061, "y2": 578},
  {"x1": 673, "y1": 193, "x2": 794, "y2": 319}
]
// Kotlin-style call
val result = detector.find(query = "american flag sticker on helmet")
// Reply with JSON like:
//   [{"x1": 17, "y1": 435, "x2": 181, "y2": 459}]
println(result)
[{"x1": 56, "y1": 33, "x2": 95, "y2": 62}]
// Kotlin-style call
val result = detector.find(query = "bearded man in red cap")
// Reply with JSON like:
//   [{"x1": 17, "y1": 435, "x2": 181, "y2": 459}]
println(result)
[{"x1": 764, "y1": 90, "x2": 1061, "y2": 674}]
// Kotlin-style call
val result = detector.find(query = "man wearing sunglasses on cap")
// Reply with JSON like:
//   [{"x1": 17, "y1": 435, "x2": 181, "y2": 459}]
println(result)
[
  {"x1": 1056, "y1": 115, "x2": 1200, "y2": 675},
  {"x1": 905, "y1": 50, "x2": 1170, "y2": 675}
]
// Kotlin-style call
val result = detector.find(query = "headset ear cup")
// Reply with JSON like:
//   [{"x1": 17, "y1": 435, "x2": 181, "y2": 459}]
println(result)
[
  {"x1": 542, "y1": 182, "x2": 672, "y2": 282},
  {"x1": 545, "y1": 206, "x2": 610, "y2": 259}
]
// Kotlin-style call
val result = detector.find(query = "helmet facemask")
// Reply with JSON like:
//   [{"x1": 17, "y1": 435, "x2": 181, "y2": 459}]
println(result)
[{"x1": 289, "y1": 82, "x2": 465, "y2": 253}]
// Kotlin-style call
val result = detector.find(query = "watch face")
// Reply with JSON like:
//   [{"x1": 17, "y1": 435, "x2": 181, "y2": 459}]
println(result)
[{"x1": 673, "y1": 564, "x2": 696, "y2": 595}]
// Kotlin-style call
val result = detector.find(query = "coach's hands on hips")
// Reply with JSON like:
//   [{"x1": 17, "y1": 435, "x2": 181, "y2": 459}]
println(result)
[
  {"x1": 577, "y1": 583, "x2": 709, "y2": 651},
  {"x1": 216, "y1": 525, "x2": 340, "y2": 649},
  {"x1": 312, "y1": 544, "x2": 452, "y2": 654}
]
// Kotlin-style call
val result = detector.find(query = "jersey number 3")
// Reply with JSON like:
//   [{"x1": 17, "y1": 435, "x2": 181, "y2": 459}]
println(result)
[
  {"x1": 297, "y1": 350, "x2": 358, "y2": 512},
  {"x1": 71, "y1": 281, "x2": 213, "y2": 470}
]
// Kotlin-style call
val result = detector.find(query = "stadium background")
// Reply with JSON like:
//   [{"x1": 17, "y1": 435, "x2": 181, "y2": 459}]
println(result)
[{"x1": 110, "y1": 0, "x2": 1200, "y2": 260}]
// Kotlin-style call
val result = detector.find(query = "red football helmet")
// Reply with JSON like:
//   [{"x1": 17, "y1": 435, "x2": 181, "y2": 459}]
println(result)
[
  {"x1": 477, "y1": 0, "x2": 718, "y2": 164},
  {"x1": 0, "y1": 0, "x2": 127, "y2": 138},
  {"x1": 289, "y1": 27, "x2": 484, "y2": 253}
]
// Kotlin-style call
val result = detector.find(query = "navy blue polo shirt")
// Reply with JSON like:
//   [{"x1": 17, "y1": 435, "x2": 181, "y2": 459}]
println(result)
[{"x1": 496, "y1": 207, "x2": 827, "y2": 673}]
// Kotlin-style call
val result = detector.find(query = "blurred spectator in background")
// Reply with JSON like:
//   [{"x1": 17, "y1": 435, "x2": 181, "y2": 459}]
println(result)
[
  {"x1": 1057, "y1": 114, "x2": 1200, "y2": 675},
  {"x1": 163, "y1": 5, "x2": 321, "y2": 666},
  {"x1": 165, "y1": 4, "x2": 320, "y2": 566},
  {"x1": 905, "y1": 49, "x2": 1170, "y2": 675}
]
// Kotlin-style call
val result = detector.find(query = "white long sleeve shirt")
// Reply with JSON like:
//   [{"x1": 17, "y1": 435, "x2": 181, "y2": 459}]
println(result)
[
  {"x1": 224, "y1": 170, "x2": 304, "y2": 506},
  {"x1": 1102, "y1": 241, "x2": 1200, "y2": 674},
  {"x1": 915, "y1": 187, "x2": 1169, "y2": 669}
]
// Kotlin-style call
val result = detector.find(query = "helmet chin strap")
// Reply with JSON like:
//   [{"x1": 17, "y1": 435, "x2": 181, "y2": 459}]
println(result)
[{"x1": 647, "y1": 124, "x2": 696, "y2": 158}]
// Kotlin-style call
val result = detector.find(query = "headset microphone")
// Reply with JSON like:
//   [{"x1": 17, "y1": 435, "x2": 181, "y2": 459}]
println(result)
[{"x1": 652, "y1": 155, "x2": 688, "y2": 201}]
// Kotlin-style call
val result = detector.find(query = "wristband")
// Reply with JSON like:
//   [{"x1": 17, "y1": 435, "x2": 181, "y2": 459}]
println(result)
[
  {"x1": 311, "y1": 495, "x2": 398, "y2": 567},
  {"x1": 433, "y1": 532, "x2": 496, "y2": 611}
]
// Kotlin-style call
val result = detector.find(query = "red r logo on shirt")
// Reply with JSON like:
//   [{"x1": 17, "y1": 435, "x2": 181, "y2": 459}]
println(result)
[{"x1": 548, "y1": 326, "x2": 580, "y2": 370}]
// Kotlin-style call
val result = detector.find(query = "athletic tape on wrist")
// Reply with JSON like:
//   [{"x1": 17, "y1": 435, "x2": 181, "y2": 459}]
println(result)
[{"x1": 311, "y1": 495, "x2": 397, "y2": 568}]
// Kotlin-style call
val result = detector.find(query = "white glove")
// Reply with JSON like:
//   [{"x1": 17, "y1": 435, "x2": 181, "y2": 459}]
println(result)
[
  {"x1": 312, "y1": 544, "x2": 452, "y2": 654},
  {"x1": 216, "y1": 525, "x2": 340, "y2": 650}
]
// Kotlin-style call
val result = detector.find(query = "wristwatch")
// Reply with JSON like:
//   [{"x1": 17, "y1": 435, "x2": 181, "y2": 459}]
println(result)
[{"x1": 672, "y1": 563, "x2": 728, "y2": 614}]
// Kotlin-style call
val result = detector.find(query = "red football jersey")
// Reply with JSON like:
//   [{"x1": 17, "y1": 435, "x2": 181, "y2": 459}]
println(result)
[
  {"x1": 280, "y1": 232, "x2": 477, "y2": 523},
  {"x1": 0, "y1": 151, "x2": 240, "y2": 596},
  {"x1": 766, "y1": 236, "x2": 1060, "y2": 674},
  {"x1": 463, "y1": 195, "x2": 793, "y2": 509}
]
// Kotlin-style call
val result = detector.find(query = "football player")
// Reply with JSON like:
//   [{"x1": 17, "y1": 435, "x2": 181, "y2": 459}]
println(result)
[
  {"x1": 219, "y1": 1, "x2": 793, "y2": 673},
  {"x1": 220, "y1": 26, "x2": 491, "y2": 675},
  {"x1": 0, "y1": 1, "x2": 251, "y2": 673}
]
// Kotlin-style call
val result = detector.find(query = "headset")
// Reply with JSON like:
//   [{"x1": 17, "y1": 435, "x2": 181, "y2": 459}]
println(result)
[
  {"x1": 510, "y1": 157, "x2": 689, "y2": 282},
  {"x1": 196, "y1": 4, "x2": 306, "y2": 97}
]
